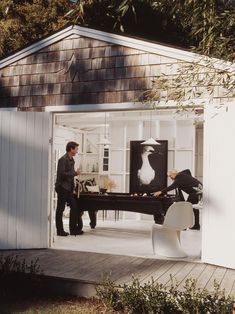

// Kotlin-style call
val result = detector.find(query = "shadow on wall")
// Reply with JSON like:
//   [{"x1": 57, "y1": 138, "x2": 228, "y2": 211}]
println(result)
[
  {"x1": 63, "y1": 41, "x2": 152, "y2": 106},
  {"x1": 0, "y1": 112, "x2": 49, "y2": 249},
  {"x1": 0, "y1": 73, "x2": 17, "y2": 109}
]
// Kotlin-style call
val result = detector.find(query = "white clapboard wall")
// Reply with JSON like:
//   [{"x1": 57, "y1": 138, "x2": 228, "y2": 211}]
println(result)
[{"x1": 0, "y1": 112, "x2": 50, "y2": 249}]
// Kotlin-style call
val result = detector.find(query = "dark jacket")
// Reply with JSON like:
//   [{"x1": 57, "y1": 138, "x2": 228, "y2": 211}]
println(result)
[
  {"x1": 161, "y1": 170, "x2": 202, "y2": 202},
  {"x1": 55, "y1": 153, "x2": 77, "y2": 192}
]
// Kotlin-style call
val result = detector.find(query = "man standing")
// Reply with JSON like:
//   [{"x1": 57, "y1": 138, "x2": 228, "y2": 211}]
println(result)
[
  {"x1": 154, "y1": 169, "x2": 202, "y2": 230},
  {"x1": 55, "y1": 141, "x2": 83, "y2": 236}
]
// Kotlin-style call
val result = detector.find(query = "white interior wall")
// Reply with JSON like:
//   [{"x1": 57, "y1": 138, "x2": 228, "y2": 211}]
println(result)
[
  {"x1": 54, "y1": 126, "x2": 77, "y2": 158},
  {"x1": 53, "y1": 110, "x2": 200, "y2": 223}
]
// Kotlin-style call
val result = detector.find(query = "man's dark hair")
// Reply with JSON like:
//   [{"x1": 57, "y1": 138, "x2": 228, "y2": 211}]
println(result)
[{"x1": 66, "y1": 141, "x2": 79, "y2": 152}]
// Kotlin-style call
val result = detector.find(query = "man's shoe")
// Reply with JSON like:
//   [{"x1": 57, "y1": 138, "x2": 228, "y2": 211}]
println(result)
[
  {"x1": 70, "y1": 230, "x2": 84, "y2": 236},
  {"x1": 190, "y1": 225, "x2": 200, "y2": 230},
  {"x1": 76, "y1": 230, "x2": 84, "y2": 235},
  {"x1": 57, "y1": 231, "x2": 69, "y2": 236},
  {"x1": 89, "y1": 223, "x2": 96, "y2": 229}
]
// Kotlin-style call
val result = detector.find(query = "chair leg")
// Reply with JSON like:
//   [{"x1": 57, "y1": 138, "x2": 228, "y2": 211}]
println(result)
[{"x1": 152, "y1": 225, "x2": 188, "y2": 258}]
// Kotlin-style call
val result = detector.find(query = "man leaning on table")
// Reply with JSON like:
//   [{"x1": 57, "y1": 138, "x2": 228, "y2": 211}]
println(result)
[{"x1": 154, "y1": 169, "x2": 202, "y2": 230}]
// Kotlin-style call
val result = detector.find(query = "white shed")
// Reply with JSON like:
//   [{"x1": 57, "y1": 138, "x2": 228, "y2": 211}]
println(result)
[{"x1": 0, "y1": 25, "x2": 234, "y2": 269}]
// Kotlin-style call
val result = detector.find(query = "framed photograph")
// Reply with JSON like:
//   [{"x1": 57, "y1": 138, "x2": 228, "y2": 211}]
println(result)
[{"x1": 129, "y1": 140, "x2": 168, "y2": 194}]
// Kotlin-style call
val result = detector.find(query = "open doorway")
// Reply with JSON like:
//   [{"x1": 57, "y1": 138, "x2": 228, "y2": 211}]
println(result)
[{"x1": 50, "y1": 109, "x2": 203, "y2": 260}]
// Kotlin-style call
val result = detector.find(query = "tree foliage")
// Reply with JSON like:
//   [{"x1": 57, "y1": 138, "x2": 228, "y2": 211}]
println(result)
[
  {"x1": 65, "y1": 0, "x2": 190, "y2": 49},
  {"x1": 0, "y1": 0, "x2": 234, "y2": 61},
  {"x1": 152, "y1": 0, "x2": 235, "y2": 61},
  {"x1": 0, "y1": 0, "x2": 71, "y2": 58},
  {"x1": 65, "y1": 0, "x2": 235, "y2": 61},
  {"x1": 141, "y1": 58, "x2": 235, "y2": 113}
]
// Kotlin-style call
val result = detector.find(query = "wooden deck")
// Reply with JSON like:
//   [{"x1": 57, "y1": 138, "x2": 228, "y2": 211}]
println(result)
[{"x1": 1, "y1": 249, "x2": 235, "y2": 298}]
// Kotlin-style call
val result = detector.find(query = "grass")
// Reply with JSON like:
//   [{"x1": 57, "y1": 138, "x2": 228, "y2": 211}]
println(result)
[
  {"x1": 0, "y1": 255, "x2": 117, "y2": 313},
  {"x1": 0, "y1": 296, "x2": 116, "y2": 314}
]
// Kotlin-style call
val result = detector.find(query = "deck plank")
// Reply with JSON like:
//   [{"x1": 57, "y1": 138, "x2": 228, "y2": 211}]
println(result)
[
  {"x1": 0, "y1": 249, "x2": 235, "y2": 297},
  {"x1": 205, "y1": 266, "x2": 227, "y2": 292},
  {"x1": 83, "y1": 255, "x2": 138, "y2": 282},
  {"x1": 156, "y1": 261, "x2": 187, "y2": 286},
  {"x1": 115, "y1": 257, "x2": 150, "y2": 285},
  {"x1": 139, "y1": 259, "x2": 168, "y2": 284},
  {"x1": 171, "y1": 261, "x2": 197, "y2": 287},
  {"x1": 141, "y1": 260, "x2": 175, "y2": 284},
  {"x1": 177, "y1": 262, "x2": 207, "y2": 291},
  {"x1": 196, "y1": 264, "x2": 217, "y2": 290},
  {"x1": 219, "y1": 269, "x2": 235, "y2": 295}
]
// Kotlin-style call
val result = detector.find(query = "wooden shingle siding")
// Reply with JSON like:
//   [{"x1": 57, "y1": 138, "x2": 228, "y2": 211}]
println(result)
[
  {"x1": 0, "y1": 26, "x2": 232, "y2": 110},
  {"x1": 0, "y1": 30, "x2": 234, "y2": 111},
  {"x1": 0, "y1": 34, "x2": 180, "y2": 110},
  {"x1": 15, "y1": 51, "x2": 73, "y2": 65}
]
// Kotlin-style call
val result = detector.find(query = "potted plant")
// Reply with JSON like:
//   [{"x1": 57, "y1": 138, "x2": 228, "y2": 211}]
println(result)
[{"x1": 103, "y1": 177, "x2": 117, "y2": 192}]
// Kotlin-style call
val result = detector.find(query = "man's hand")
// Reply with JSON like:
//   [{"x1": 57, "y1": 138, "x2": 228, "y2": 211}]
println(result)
[
  {"x1": 75, "y1": 168, "x2": 80, "y2": 176},
  {"x1": 153, "y1": 191, "x2": 162, "y2": 197}
]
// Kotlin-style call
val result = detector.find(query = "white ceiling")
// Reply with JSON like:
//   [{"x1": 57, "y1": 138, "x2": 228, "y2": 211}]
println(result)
[{"x1": 55, "y1": 109, "x2": 203, "y2": 131}]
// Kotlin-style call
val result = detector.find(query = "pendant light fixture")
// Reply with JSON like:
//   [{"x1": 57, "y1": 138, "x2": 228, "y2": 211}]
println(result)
[
  {"x1": 141, "y1": 110, "x2": 161, "y2": 145},
  {"x1": 98, "y1": 112, "x2": 111, "y2": 146}
]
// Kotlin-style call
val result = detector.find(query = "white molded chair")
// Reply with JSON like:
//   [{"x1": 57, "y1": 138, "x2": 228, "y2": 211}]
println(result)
[{"x1": 151, "y1": 201, "x2": 194, "y2": 258}]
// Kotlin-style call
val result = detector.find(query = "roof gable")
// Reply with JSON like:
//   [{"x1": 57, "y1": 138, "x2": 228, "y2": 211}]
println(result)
[
  {"x1": 0, "y1": 25, "x2": 234, "y2": 111},
  {"x1": 0, "y1": 25, "x2": 205, "y2": 70}
]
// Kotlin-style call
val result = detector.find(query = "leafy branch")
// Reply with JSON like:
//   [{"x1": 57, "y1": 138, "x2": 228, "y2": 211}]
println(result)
[{"x1": 141, "y1": 57, "x2": 235, "y2": 113}]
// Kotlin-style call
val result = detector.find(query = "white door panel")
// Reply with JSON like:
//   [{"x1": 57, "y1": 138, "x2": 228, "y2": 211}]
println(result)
[
  {"x1": 202, "y1": 102, "x2": 235, "y2": 269},
  {"x1": 0, "y1": 112, "x2": 50, "y2": 249}
]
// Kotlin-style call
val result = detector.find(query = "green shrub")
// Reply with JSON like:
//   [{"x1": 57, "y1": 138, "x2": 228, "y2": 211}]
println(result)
[
  {"x1": 96, "y1": 275, "x2": 235, "y2": 314},
  {"x1": 96, "y1": 275, "x2": 124, "y2": 312},
  {"x1": 0, "y1": 255, "x2": 44, "y2": 298}
]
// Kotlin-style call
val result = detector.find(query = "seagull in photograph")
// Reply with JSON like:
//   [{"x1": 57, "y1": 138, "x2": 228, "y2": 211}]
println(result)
[{"x1": 138, "y1": 145, "x2": 155, "y2": 185}]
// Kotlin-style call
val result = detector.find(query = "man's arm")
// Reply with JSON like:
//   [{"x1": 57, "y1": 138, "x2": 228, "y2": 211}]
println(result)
[
  {"x1": 154, "y1": 181, "x2": 178, "y2": 197},
  {"x1": 161, "y1": 181, "x2": 178, "y2": 194}
]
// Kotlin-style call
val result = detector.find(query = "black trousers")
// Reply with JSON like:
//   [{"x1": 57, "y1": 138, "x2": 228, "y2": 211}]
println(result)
[
  {"x1": 187, "y1": 193, "x2": 200, "y2": 227},
  {"x1": 55, "y1": 186, "x2": 83, "y2": 234},
  {"x1": 88, "y1": 210, "x2": 97, "y2": 228}
]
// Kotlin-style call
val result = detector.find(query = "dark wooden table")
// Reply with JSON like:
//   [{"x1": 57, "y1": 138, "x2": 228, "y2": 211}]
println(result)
[{"x1": 77, "y1": 192, "x2": 179, "y2": 224}]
